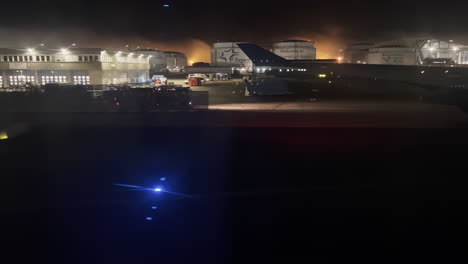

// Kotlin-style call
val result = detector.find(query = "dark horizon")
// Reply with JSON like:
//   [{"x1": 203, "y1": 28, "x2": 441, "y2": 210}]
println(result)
[{"x1": 2, "y1": 0, "x2": 468, "y2": 61}]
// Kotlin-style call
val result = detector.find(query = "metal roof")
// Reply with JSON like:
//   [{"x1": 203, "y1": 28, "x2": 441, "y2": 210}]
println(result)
[
  {"x1": 136, "y1": 48, "x2": 159, "y2": 52},
  {"x1": 0, "y1": 47, "x2": 105, "y2": 55},
  {"x1": 279, "y1": 39, "x2": 310, "y2": 43},
  {"x1": 163, "y1": 51, "x2": 186, "y2": 56}
]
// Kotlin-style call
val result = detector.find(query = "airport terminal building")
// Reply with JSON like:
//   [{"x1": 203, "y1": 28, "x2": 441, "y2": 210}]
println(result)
[{"x1": 0, "y1": 48, "x2": 150, "y2": 89}]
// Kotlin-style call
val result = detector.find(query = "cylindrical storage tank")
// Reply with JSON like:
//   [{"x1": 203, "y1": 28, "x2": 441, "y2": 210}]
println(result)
[
  {"x1": 211, "y1": 42, "x2": 244, "y2": 67},
  {"x1": 272, "y1": 40, "x2": 316, "y2": 60},
  {"x1": 367, "y1": 46, "x2": 417, "y2": 65},
  {"x1": 164, "y1": 51, "x2": 188, "y2": 72},
  {"x1": 343, "y1": 43, "x2": 373, "y2": 64}
]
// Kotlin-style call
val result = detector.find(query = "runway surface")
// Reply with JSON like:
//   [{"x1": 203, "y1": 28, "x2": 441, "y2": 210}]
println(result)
[
  {"x1": 1, "y1": 100, "x2": 467, "y2": 129},
  {"x1": 206, "y1": 100, "x2": 468, "y2": 128}
]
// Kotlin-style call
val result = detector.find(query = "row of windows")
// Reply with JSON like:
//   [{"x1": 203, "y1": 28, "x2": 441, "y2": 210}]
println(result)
[
  {"x1": 0, "y1": 75, "x2": 91, "y2": 86},
  {"x1": 78, "y1": 56, "x2": 99, "y2": 62},
  {"x1": 73, "y1": 75, "x2": 90, "y2": 85},
  {"x1": 9, "y1": 76, "x2": 35, "y2": 85},
  {"x1": 1, "y1": 55, "x2": 149, "y2": 64},
  {"x1": 2, "y1": 55, "x2": 100, "y2": 63},
  {"x1": 41, "y1": 76, "x2": 67, "y2": 85},
  {"x1": 3, "y1": 55, "x2": 51, "y2": 62}
]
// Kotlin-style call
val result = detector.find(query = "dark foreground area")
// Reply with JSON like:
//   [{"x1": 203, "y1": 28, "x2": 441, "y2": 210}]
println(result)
[{"x1": 1, "y1": 111, "x2": 468, "y2": 263}]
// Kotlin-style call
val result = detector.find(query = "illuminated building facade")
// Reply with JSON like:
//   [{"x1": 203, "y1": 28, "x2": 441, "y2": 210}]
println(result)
[
  {"x1": 346, "y1": 39, "x2": 468, "y2": 66},
  {"x1": 272, "y1": 40, "x2": 316, "y2": 60},
  {"x1": 137, "y1": 49, "x2": 187, "y2": 73},
  {"x1": 0, "y1": 48, "x2": 150, "y2": 89}
]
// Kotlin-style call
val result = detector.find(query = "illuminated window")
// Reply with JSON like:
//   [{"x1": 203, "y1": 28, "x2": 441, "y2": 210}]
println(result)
[
  {"x1": 73, "y1": 75, "x2": 90, "y2": 85},
  {"x1": 0, "y1": 76, "x2": 3, "y2": 88},
  {"x1": 9, "y1": 75, "x2": 34, "y2": 85},
  {"x1": 9, "y1": 76, "x2": 17, "y2": 86},
  {"x1": 41, "y1": 75, "x2": 67, "y2": 85}
]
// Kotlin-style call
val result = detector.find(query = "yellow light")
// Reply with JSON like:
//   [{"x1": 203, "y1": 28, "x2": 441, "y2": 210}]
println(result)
[
  {"x1": 318, "y1": 74, "x2": 327, "y2": 78},
  {"x1": 0, "y1": 130, "x2": 8, "y2": 140},
  {"x1": 189, "y1": 60, "x2": 194, "y2": 65}
]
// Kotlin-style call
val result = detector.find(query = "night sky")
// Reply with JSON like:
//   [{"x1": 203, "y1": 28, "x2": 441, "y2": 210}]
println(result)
[{"x1": 2, "y1": 1, "x2": 468, "y2": 60}]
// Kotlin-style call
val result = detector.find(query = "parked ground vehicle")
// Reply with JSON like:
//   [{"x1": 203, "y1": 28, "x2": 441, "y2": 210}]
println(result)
[
  {"x1": 103, "y1": 86, "x2": 192, "y2": 111},
  {"x1": 184, "y1": 74, "x2": 207, "y2": 84}
]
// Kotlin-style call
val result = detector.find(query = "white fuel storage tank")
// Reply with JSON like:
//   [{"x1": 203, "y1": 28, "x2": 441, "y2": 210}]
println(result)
[{"x1": 272, "y1": 40, "x2": 316, "y2": 60}]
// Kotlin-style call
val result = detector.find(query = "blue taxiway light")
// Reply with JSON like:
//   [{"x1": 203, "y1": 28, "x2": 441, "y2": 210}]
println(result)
[
  {"x1": 146, "y1": 217, "x2": 152, "y2": 221},
  {"x1": 114, "y1": 183, "x2": 145, "y2": 189},
  {"x1": 160, "y1": 177, "x2": 166, "y2": 181},
  {"x1": 152, "y1": 206, "x2": 158, "y2": 210},
  {"x1": 114, "y1": 183, "x2": 191, "y2": 198},
  {"x1": 163, "y1": 4, "x2": 170, "y2": 7}
]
